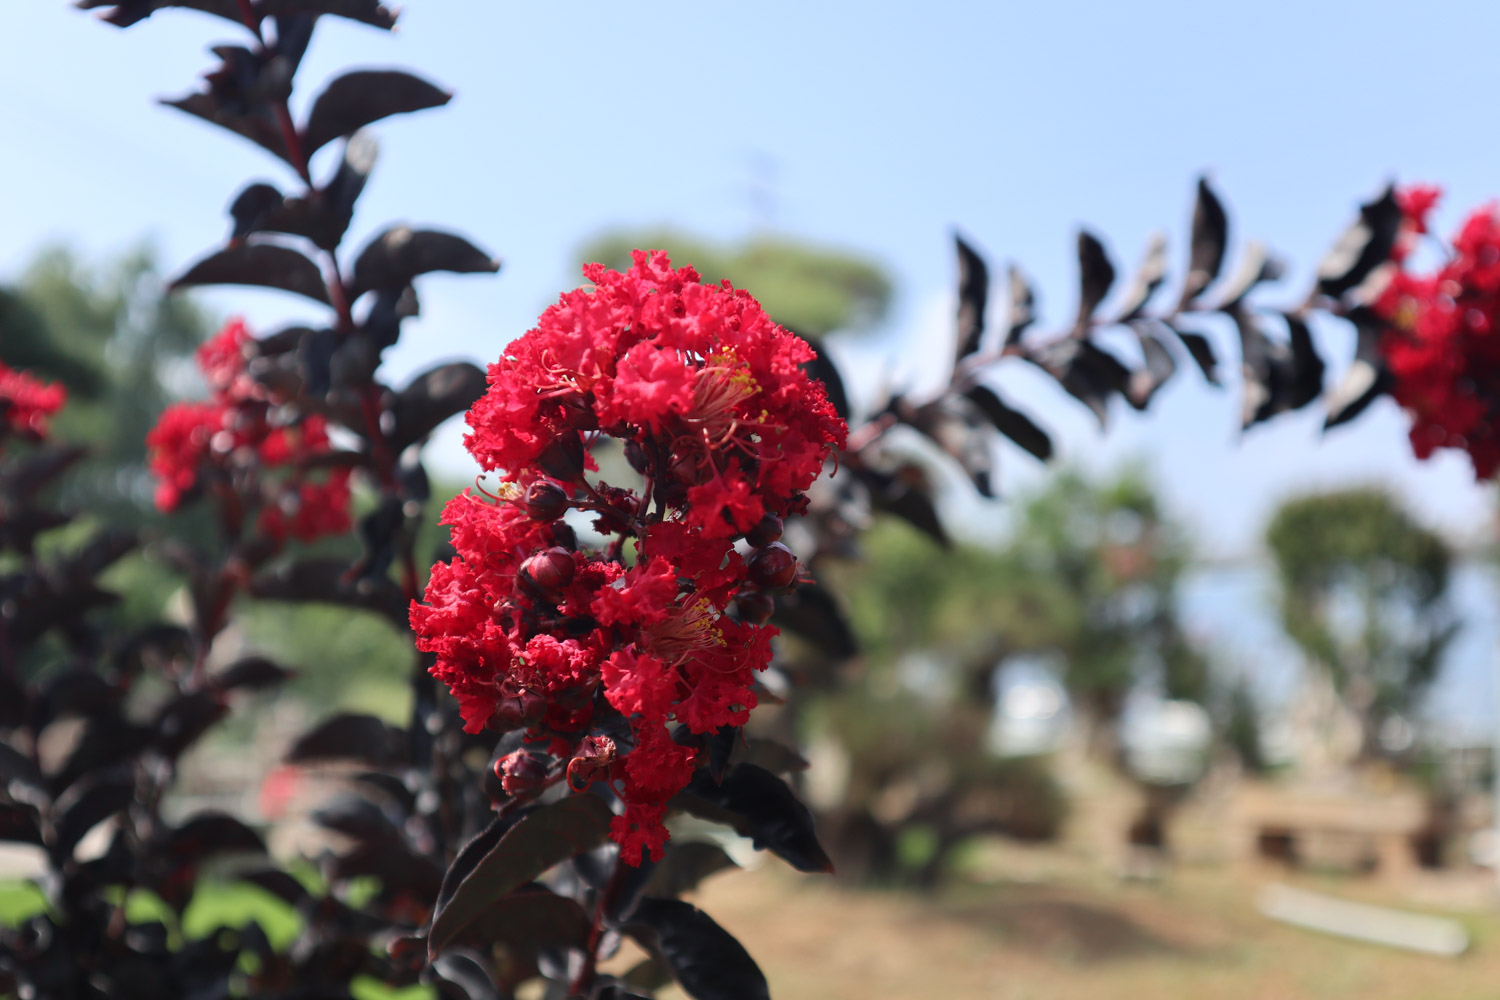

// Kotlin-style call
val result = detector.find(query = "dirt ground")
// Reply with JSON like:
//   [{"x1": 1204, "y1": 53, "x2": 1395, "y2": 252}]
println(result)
[{"x1": 650, "y1": 847, "x2": 1500, "y2": 1000}]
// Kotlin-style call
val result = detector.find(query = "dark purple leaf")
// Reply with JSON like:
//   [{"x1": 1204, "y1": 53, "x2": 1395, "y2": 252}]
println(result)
[
  {"x1": 427, "y1": 795, "x2": 611, "y2": 959},
  {"x1": 953, "y1": 232, "x2": 989, "y2": 362},
  {"x1": 0, "y1": 743, "x2": 43, "y2": 797},
  {"x1": 31, "y1": 668, "x2": 119, "y2": 728},
  {"x1": 853, "y1": 465, "x2": 949, "y2": 548},
  {"x1": 313, "y1": 792, "x2": 403, "y2": 841},
  {"x1": 53, "y1": 769, "x2": 134, "y2": 860},
  {"x1": 0, "y1": 444, "x2": 88, "y2": 503},
  {"x1": 1073, "y1": 230, "x2": 1116, "y2": 335},
  {"x1": 249, "y1": 557, "x2": 407, "y2": 625},
  {"x1": 739, "y1": 739, "x2": 809, "y2": 776},
  {"x1": 1125, "y1": 326, "x2": 1177, "y2": 411},
  {"x1": 162, "y1": 92, "x2": 290, "y2": 164},
  {"x1": 162, "y1": 812, "x2": 266, "y2": 861},
  {"x1": 448, "y1": 883, "x2": 589, "y2": 953},
  {"x1": 0, "y1": 805, "x2": 43, "y2": 846},
  {"x1": 1004, "y1": 263, "x2": 1037, "y2": 348},
  {"x1": 301, "y1": 70, "x2": 451, "y2": 157},
  {"x1": 286, "y1": 712, "x2": 404, "y2": 766},
  {"x1": 258, "y1": 0, "x2": 398, "y2": 28},
  {"x1": 240, "y1": 868, "x2": 312, "y2": 905},
  {"x1": 152, "y1": 692, "x2": 227, "y2": 758},
  {"x1": 390, "y1": 362, "x2": 487, "y2": 452},
  {"x1": 1177, "y1": 176, "x2": 1229, "y2": 310},
  {"x1": 349, "y1": 227, "x2": 500, "y2": 299},
  {"x1": 170, "y1": 244, "x2": 331, "y2": 306},
  {"x1": 642, "y1": 841, "x2": 739, "y2": 901},
  {"x1": 1318, "y1": 185, "x2": 1402, "y2": 299},
  {"x1": 1284, "y1": 311, "x2": 1326, "y2": 411},
  {"x1": 628, "y1": 897, "x2": 769, "y2": 1000},
  {"x1": 75, "y1": 0, "x2": 241, "y2": 28},
  {"x1": 1112, "y1": 231, "x2": 1168, "y2": 323},
  {"x1": 1325, "y1": 308, "x2": 1390, "y2": 430},
  {"x1": 428, "y1": 951, "x2": 503, "y2": 1000},
  {"x1": 962, "y1": 384, "x2": 1052, "y2": 462},
  {"x1": 675, "y1": 765, "x2": 832, "y2": 874},
  {"x1": 771, "y1": 582, "x2": 857, "y2": 660},
  {"x1": 1165, "y1": 323, "x2": 1220, "y2": 385},
  {"x1": 212, "y1": 655, "x2": 294, "y2": 692},
  {"x1": 899, "y1": 394, "x2": 996, "y2": 497},
  {"x1": 1028, "y1": 338, "x2": 1132, "y2": 429},
  {"x1": 1213, "y1": 240, "x2": 1284, "y2": 312}
]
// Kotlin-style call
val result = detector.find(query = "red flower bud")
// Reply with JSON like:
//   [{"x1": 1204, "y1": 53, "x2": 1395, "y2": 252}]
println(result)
[
  {"x1": 538, "y1": 432, "x2": 585, "y2": 481},
  {"x1": 547, "y1": 520, "x2": 578, "y2": 551},
  {"x1": 566, "y1": 734, "x2": 617, "y2": 791},
  {"x1": 734, "y1": 590, "x2": 776, "y2": 625},
  {"x1": 523, "y1": 481, "x2": 569, "y2": 521},
  {"x1": 623, "y1": 439, "x2": 649, "y2": 475},
  {"x1": 495, "y1": 749, "x2": 552, "y2": 798},
  {"x1": 520, "y1": 547, "x2": 575, "y2": 591},
  {"x1": 747, "y1": 541, "x2": 798, "y2": 591},
  {"x1": 490, "y1": 689, "x2": 547, "y2": 732},
  {"x1": 556, "y1": 391, "x2": 599, "y2": 430},
  {"x1": 745, "y1": 513, "x2": 784, "y2": 548}
]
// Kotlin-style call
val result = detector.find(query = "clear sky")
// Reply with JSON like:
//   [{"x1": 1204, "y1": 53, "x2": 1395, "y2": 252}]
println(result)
[
  {"x1": 6, "y1": 1, "x2": 1498, "y2": 557},
  {"x1": 3, "y1": 0, "x2": 1498, "y2": 724}
]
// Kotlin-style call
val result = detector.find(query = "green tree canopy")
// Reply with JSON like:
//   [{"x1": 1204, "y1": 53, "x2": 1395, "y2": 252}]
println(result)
[
  {"x1": 1265, "y1": 488, "x2": 1457, "y2": 753},
  {"x1": 0, "y1": 244, "x2": 212, "y2": 521},
  {"x1": 576, "y1": 230, "x2": 893, "y2": 338}
]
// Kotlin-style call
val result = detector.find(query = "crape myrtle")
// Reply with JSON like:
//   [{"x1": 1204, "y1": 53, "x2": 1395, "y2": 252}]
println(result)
[{"x1": 0, "y1": 2, "x2": 1494, "y2": 999}]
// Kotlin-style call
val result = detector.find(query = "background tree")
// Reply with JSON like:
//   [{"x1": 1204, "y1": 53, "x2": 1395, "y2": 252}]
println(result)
[
  {"x1": 578, "y1": 229, "x2": 893, "y2": 338},
  {"x1": 0, "y1": 245, "x2": 211, "y2": 523},
  {"x1": 1265, "y1": 487, "x2": 1457, "y2": 761},
  {"x1": 802, "y1": 466, "x2": 1213, "y2": 883}
]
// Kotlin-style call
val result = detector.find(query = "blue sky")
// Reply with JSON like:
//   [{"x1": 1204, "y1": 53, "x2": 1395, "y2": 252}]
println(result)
[
  {"x1": 6, "y1": 1, "x2": 1497, "y2": 557},
  {"x1": 4, "y1": 2, "x2": 1498, "y2": 721}
]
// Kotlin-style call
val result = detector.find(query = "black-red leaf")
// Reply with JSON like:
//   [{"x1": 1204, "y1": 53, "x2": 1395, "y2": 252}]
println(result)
[
  {"x1": 349, "y1": 227, "x2": 500, "y2": 299},
  {"x1": 675, "y1": 765, "x2": 832, "y2": 874},
  {"x1": 170, "y1": 244, "x2": 330, "y2": 305},
  {"x1": 427, "y1": 795, "x2": 612, "y2": 959},
  {"x1": 302, "y1": 70, "x2": 451, "y2": 157},
  {"x1": 628, "y1": 897, "x2": 769, "y2": 1000}
]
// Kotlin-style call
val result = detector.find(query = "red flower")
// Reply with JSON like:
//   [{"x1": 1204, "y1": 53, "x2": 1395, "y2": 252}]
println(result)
[
  {"x1": 413, "y1": 252, "x2": 845, "y2": 861},
  {"x1": 145, "y1": 319, "x2": 352, "y2": 540},
  {"x1": 0, "y1": 362, "x2": 67, "y2": 439},
  {"x1": 1377, "y1": 189, "x2": 1500, "y2": 480}
]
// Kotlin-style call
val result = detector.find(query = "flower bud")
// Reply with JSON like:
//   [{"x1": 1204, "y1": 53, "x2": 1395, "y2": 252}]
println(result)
[
  {"x1": 623, "y1": 439, "x2": 650, "y2": 475},
  {"x1": 547, "y1": 520, "x2": 578, "y2": 551},
  {"x1": 538, "y1": 432, "x2": 585, "y2": 482},
  {"x1": 747, "y1": 541, "x2": 799, "y2": 591},
  {"x1": 734, "y1": 590, "x2": 776, "y2": 625},
  {"x1": 556, "y1": 391, "x2": 599, "y2": 431},
  {"x1": 566, "y1": 734, "x2": 617, "y2": 791},
  {"x1": 745, "y1": 512, "x2": 784, "y2": 548},
  {"x1": 490, "y1": 688, "x2": 546, "y2": 732},
  {"x1": 495, "y1": 749, "x2": 552, "y2": 798},
  {"x1": 523, "y1": 481, "x2": 569, "y2": 521},
  {"x1": 521, "y1": 546, "x2": 575, "y2": 592}
]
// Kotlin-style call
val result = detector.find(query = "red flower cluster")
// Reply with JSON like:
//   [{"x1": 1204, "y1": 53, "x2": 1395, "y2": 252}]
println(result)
[
  {"x1": 1377, "y1": 188, "x2": 1500, "y2": 480},
  {"x1": 0, "y1": 362, "x2": 66, "y2": 439},
  {"x1": 146, "y1": 319, "x2": 352, "y2": 541},
  {"x1": 412, "y1": 251, "x2": 845, "y2": 862}
]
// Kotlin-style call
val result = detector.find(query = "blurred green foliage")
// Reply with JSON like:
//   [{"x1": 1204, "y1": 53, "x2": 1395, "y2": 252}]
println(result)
[
  {"x1": 1, "y1": 244, "x2": 212, "y2": 524},
  {"x1": 805, "y1": 466, "x2": 1212, "y2": 882},
  {"x1": 0, "y1": 245, "x2": 472, "y2": 718},
  {"x1": 576, "y1": 230, "x2": 893, "y2": 338},
  {"x1": 1265, "y1": 487, "x2": 1457, "y2": 754}
]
